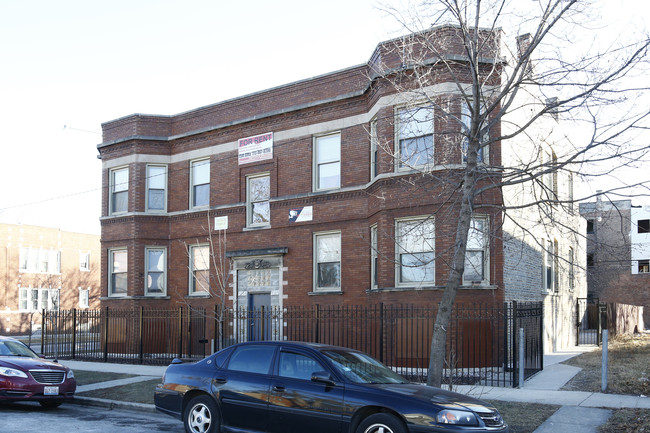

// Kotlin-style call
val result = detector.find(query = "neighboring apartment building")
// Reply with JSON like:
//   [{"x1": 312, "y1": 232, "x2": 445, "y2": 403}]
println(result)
[
  {"x1": 579, "y1": 198, "x2": 649, "y2": 325},
  {"x1": 97, "y1": 26, "x2": 579, "y2": 349},
  {"x1": 0, "y1": 223, "x2": 101, "y2": 335},
  {"x1": 501, "y1": 34, "x2": 587, "y2": 352}
]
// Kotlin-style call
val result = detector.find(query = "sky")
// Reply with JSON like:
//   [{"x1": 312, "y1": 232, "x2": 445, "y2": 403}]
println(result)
[{"x1": 0, "y1": 0, "x2": 648, "y2": 235}]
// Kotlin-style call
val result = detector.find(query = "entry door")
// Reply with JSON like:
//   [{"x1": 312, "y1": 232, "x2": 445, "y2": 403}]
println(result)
[{"x1": 249, "y1": 293, "x2": 272, "y2": 341}]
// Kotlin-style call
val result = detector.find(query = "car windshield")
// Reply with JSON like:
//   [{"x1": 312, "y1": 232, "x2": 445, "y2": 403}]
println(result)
[
  {"x1": 322, "y1": 349, "x2": 408, "y2": 384},
  {"x1": 0, "y1": 341, "x2": 39, "y2": 358}
]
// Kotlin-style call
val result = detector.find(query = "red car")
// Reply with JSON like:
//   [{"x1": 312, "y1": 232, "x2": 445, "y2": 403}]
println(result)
[{"x1": 0, "y1": 336, "x2": 76, "y2": 408}]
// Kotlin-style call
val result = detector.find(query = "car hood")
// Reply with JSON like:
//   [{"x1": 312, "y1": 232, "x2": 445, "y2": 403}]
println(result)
[
  {"x1": 0, "y1": 356, "x2": 67, "y2": 371},
  {"x1": 365, "y1": 383, "x2": 496, "y2": 413}
]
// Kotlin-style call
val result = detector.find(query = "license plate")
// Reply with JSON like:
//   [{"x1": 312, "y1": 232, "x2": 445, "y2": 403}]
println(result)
[{"x1": 44, "y1": 386, "x2": 59, "y2": 396}]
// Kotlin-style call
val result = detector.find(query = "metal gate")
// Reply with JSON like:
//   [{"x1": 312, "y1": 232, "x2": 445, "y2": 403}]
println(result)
[{"x1": 576, "y1": 298, "x2": 606, "y2": 346}]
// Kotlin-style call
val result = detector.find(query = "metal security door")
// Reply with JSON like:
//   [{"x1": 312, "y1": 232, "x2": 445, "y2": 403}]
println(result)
[{"x1": 248, "y1": 293, "x2": 272, "y2": 341}]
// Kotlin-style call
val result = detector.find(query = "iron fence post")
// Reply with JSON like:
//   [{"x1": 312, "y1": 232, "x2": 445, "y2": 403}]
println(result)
[
  {"x1": 512, "y1": 301, "x2": 518, "y2": 388},
  {"x1": 139, "y1": 306, "x2": 144, "y2": 364},
  {"x1": 41, "y1": 310, "x2": 45, "y2": 355},
  {"x1": 103, "y1": 306, "x2": 109, "y2": 362},
  {"x1": 178, "y1": 307, "x2": 183, "y2": 359},
  {"x1": 379, "y1": 303, "x2": 384, "y2": 363},
  {"x1": 72, "y1": 309, "x2": 77, "y2": 359}
]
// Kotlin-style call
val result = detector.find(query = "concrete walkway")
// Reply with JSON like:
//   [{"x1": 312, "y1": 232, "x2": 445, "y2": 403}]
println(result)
[{"x1": 61, "y1": 345, "x2": 650, "y2": 432}]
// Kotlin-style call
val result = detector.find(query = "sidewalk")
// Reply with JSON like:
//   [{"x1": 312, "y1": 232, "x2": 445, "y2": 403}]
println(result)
[{"x1": 61, "y1": 346, "x2": 650, "y2": 432}]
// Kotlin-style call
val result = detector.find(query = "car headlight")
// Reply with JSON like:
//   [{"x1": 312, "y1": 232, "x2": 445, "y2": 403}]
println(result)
[
  {"x1": 67, "y1": 369, "x2": 75, "y2": 379},
  {"x1": 0, "y1": 367, "x2": 28, "y2": 378},
  {"x1": 436, "y1": 409, "x2": 479, "y2": 426}
]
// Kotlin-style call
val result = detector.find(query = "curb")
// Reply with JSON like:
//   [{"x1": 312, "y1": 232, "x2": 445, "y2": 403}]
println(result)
[{"x1": 72, "y1": 395, "x2": 158, "y2": 413}]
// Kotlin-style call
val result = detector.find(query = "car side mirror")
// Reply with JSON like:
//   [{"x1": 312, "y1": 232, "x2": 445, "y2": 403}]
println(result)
[{"x1": 311, "y1": 371, "x2": 336, "y2": 386}]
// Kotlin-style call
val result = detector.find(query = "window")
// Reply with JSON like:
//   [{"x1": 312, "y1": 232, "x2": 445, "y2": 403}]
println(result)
[
  {"x1": 80, "y1": 252, "x2": 90, "y2": 272},
  {"x1": 461, "y1": 102, "x2": 488, "y2": 163},
  {"x1": 146, "y1": 164, "x2": 167, "y2": 212},
  {"x1": 568, "y1": 247, "x2": 575, "y2": 291},
  {"x1": 19, "y1": 288, "x2": 59, "y2": 312},
  {"x1": 370, "y1": 119, "x2": 378, "y2": 179},
  {"x1": 587, "y1": 253, "x2": 595, "y2": 268},
  {"x1": 191, "y1": 159, "x2": 210, "y2": 208},
  {"x1": 110, "y1": 167, "x2": 128, "y2": 214},
  {"x1": 227, "y1": 345, "x2": 275, "y2": 375},
  {"x1": 396, "y1": 217, "x2": 435, "y2": 286},
  {"x1": 145, "y1": 247, "x2": 166, "y2": 296},
  {"x1": 79, "y1": 288, "x2": 90, "y2": 309},
  {"x1": 543, "y1": 151, "x2": 558, "y2": 202},
  {"x1": 247, "y1": 174, "x2": 270, "y2": 227},
  {"x1": 638, "y1": 260, "x2": 650, "y2": 273},
  {"x1": 371, "y1": 225, "x2": 378, "y2": 289},
  {"x1": 543, "y1": 240, "x2": 558, "y2": 293},
  {"x1": 190, "y1": 245, "x2": 210, "y2": 295},
  {"x1": 279, "y1": 351, "x2": 325, "y2": 381},
  {"x1": 314, "y1": 133, "x2": 341, "y2": 190},
  {"x1": 314, "y1": 232, "x2": 341, "y2": 291},
  {"x1": 19, "y1": 248, "x2": 60, "y2": 274},
  {"x1": 568, "y1": 172, "x2": 574, "y2": 212},
  {"x1": 586, "y1": 219, "x2": 595, "y2": 234},
  {"x1": 638, "y1": 219, "x2": 650, "y2": 234},
  {"x1": 109, "y1": 249, "x2": 128, "y2": 296},
  {"x1": 397, "y1": 105, "x2": 434, "y2": 169},
  {"x1": 464, "y1": 217, "x2": 489, "y2": 284}
]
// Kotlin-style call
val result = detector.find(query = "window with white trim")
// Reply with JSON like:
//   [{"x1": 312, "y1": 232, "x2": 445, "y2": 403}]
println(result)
[
  {"x1": 370, "y1": 118, "x2": 378, "y2": 179},
  {"x1": 146, "y1": 164, "x2": 167, "y2": 212},
  {"x1": 19, "y1": 248, "x2": 60, "y2": 274},
  {"x1": 543, "y1": 239, "x2": 558, "y2": 293},
  {"x1": 463, "y1": 217, "x2": 489, "y2": 284},
  {"x1": 79, "y1": 288, "x2": 90, "y2": 309},
  {"x1": 190, "y1": 245, "x2": 210, "y2": 295},
  {"x1": 80, "y1": 252, "x2": 90, "y2": 272},
  {"x1": 396, "y1": 217, "x2": 435, "y2": 287},
  {"x1": 110, "y1": 166, "x2": 128, "y2": 214},
  {"x1": 191, "y1": 159, "x2": 210, "y2": 208},
  {"x1": 19, "y1": 288, "x2": 59, "y2": 312},
  {"x1": 314, "y1": 232, "x2": 341, "y2": 291},
  {"x1": 397, "y1": 105, "x2": 434, "y2": 169},
  {"x1": 314, "y1": 133, "x2": 341, "y2": 190},
  {"x1": 109, "y1": 249, "x2": 128, "y2": 296},
  {"x1": 145, "y1": 247, "x2": 166, "y2": 296},
  {"x1": 461, "y1": 102, "x2": 488, "y2": 163},
  {"x1": 371, "y1": 225, "x2": 378, "y2": 289},
  {"x1": 247, "y1": 174, "x2": 270, "y2": 227}
]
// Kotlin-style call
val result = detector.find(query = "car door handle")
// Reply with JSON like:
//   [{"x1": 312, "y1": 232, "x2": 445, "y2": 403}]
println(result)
[
  {"x1": 214, "y1": 377, "x2": 227, "y2": 384},
  {"x1": 272, "y1": 385, "x2": 286, "y2": 392}
]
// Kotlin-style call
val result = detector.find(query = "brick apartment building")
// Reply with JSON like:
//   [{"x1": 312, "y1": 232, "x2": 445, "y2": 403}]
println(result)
[
  {"x1": 97, "y1": 26, "x2": 584, "y2": 349},
  {"x1": 0, "y1": 223, "x2": 101, "y2": 335},
  {"x1": 579, "y1": 197, "x2": 649, "y2": 326}
]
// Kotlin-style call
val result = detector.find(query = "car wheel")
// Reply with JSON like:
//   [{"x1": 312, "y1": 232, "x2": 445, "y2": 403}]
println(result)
[
  {"x1": 183, "y1": 395, "x2": 219, "y2": 433},
  {"x1": 39, "y1": 400, "x2": 63, "y2": 409},
  {"x1": 357, "y1": 413, "x2": 407, "y2": 433}
]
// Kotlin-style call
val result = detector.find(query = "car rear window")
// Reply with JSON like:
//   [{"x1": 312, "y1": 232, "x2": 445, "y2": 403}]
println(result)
[{"x1": 227, "y1": 345, "x2": 275, "y2": 375}]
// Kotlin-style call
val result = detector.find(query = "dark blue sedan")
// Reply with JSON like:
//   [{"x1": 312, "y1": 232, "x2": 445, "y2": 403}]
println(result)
[{"x1": 154, "y1": 341, "x2": 508, "y2": 433}]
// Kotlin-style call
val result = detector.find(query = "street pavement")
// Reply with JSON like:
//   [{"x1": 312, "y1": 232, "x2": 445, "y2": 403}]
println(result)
[{"x1": 61, "y1": 345, "x2": 650, "y2": 432}]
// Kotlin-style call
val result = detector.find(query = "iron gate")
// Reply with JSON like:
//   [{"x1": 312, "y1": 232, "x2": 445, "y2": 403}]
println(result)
[{"x1": 576, "y1": 298, "x2": 606, "y2": 346}]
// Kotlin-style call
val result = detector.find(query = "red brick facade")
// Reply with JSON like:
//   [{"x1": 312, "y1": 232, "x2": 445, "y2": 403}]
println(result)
[
  {"x1": 0, "y1": 223, "x2": 101, "y2": 335},
  {"x1": 98, "y1": 27, "x2": 505, "y2": 317}
]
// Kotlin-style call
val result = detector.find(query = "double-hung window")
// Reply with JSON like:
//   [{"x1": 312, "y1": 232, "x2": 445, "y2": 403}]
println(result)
[
  {"x1": 19, "y1": 288, "x2": 59, "y2": 312},
  {"x1": 79, "y1": 252, "x2": 90, "y2": 272},
  {"x1": 396, "y1": 217, "x2": 435, "y2": 287},
  {"x1": 314, "y1": 133, "x2": 341, "y2": 190},
  {"x1": 464, "y1": 217, "x2": 489, "y2": 284},
  {"x1": 543, "y1": 240, "x2": 558, "y2": 293},
  {"x1": 461, "y1": 102, "x2": 488, "y2": 163},
  {"x1": 146, "y1": 164, "x2": 167, "y2": 212},
  {"x1": 79, "y1": 288, "x2": 90, "y2": 309},
  {"x1": 110, "y1": 167, "x2": 129, "y2": 214},
  {"x1": 247, "y1": 174, "x2": 270, "y2": 227},
  {"x1": 397, "y1": 105, "x2": 434, "y2": 169},
  {"x1": 191, "y1": 159, "x2": 210, "y2": 208},
  {"x1": 190, "y1": 245, "x2": 210, "y2": 295},
  {"x1": 109, "y1": 249, "x2": 128, "y2": 296},
  {"x1": 314, "y1": 232, "x2": 341, "y2": 291},
  {"x1": 145, "y1": 247, "x2": 166, "y2": 296},
  {"x1": 371, "y1": 225, "x2": 378, "y2": 289},
  {"x1": 19, "y1": 248, "x2": 60, "y2": 274}
]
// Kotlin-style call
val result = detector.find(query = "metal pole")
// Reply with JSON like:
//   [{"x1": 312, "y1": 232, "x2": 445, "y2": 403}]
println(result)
[
  {"x1": 518, "y1": 328, "x2": 525, "y2": 388},
  {"x1": 601, "y1": 329, "x2": 608, "y2": 392}
]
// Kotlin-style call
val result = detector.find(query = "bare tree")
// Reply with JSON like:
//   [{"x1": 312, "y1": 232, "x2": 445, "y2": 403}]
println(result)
[
  {"x1": 181, "y1": 215, "x2": 232, "y2": 351},
  {"x1": 373, "y1": 0, "x2": 650, "y2": 386}
]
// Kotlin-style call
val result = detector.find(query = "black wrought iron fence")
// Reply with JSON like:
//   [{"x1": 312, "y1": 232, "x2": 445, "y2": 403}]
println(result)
[
  {"x1": 41, "y1": 307, "x2": 207, "y2": 365},
  {"x1": 42, "y1": 301, "x2": 542, "y2": 387}
]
